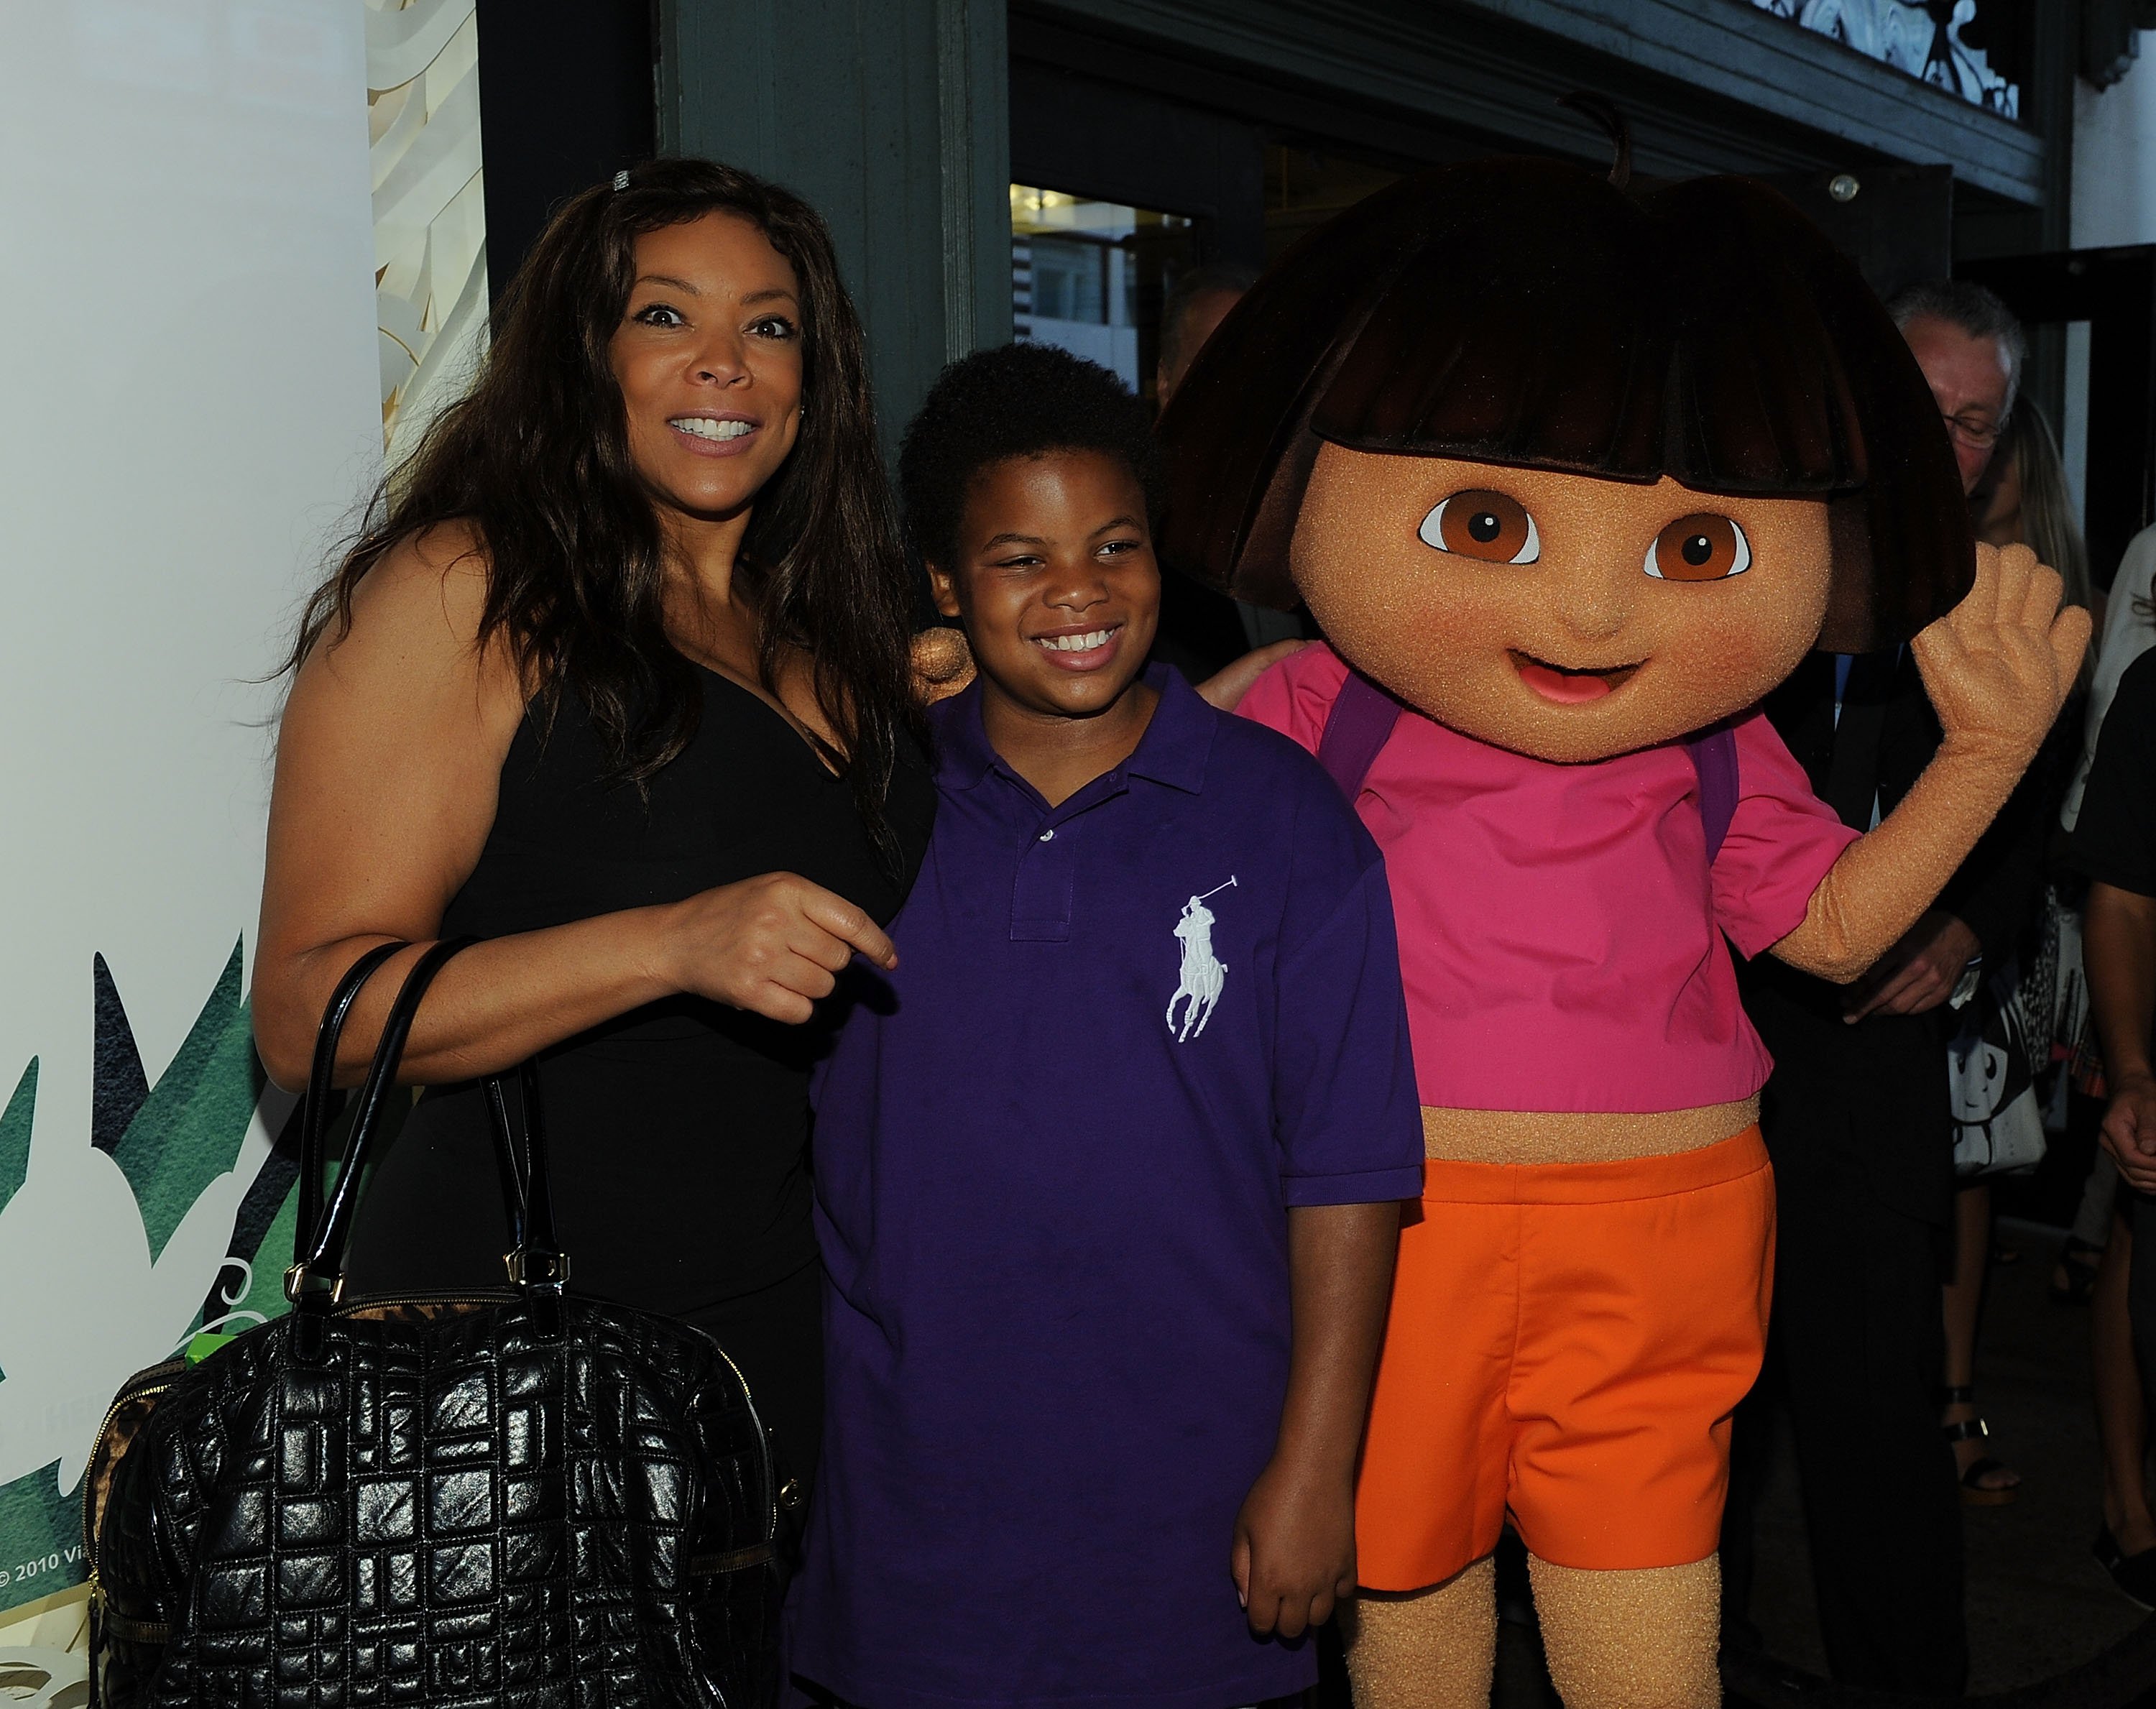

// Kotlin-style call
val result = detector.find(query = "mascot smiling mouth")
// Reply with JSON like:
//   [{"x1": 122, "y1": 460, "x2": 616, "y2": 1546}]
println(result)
[{"x1": 1508, "y1": 651, "x2": 1641, "y2": 703}]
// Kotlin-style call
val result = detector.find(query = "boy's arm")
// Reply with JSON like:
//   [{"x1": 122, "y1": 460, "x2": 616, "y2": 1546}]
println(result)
[{"x1": 1233, "y1": 1199, "x2": 1399, "y2": 1639}]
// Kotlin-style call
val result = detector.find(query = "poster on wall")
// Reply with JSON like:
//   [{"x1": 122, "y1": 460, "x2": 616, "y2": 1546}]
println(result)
[{"x1": 0, "y1": 0, "x2": 485, "y2": 1682}]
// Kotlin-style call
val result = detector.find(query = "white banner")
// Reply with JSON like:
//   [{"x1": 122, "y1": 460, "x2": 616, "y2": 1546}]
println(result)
[{"x1": 0, "y1": 0, "x2": 379, "y2": 1652}]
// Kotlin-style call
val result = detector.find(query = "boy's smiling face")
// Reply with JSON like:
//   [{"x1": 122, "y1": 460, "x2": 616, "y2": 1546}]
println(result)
[{"x1": 930, "y1": 448, "x2": 1161, "y2": 724}]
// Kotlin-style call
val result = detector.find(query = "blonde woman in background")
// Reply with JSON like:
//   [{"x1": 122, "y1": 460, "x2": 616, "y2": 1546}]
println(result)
[
  {"x1": 1978, "y1": 402, "x2": 2098, "y2": 676},
  {"x1": 1934, "y1": 403, "x2": 2096, "y2": 1506}
]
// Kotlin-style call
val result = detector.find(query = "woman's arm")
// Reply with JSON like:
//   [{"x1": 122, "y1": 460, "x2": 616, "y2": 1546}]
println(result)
[
  {"x1": 2088, "y1": 882, "x2": 2156, "y2": 1194},
  {"x1": 254, "y1": 527, "x2": 894, "y2": 1090},
  {"x1": 1773, "y1": 544, "x2": 2089, "y2": 983},
  {"x1": 1232, "y1": 1199, "x2": 1398, "y2": 1640}
]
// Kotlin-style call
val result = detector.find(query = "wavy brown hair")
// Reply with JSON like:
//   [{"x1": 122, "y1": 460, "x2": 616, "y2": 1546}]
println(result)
[{"x1": 292, "y1": 157, "x2": 920, "y2": 857}]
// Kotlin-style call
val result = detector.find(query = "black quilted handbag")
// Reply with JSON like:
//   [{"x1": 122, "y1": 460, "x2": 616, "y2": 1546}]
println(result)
[{"x1": 84, "y1": 939, "x2": 794, "y2": 1707}]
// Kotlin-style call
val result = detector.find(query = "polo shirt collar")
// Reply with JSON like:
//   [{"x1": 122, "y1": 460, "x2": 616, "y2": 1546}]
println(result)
[{"x1": 934, "y1": 661, "x2": 1216, "y2": 796}]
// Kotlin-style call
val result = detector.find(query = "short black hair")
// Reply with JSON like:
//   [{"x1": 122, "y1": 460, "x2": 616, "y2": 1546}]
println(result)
[
  {"x1": 899, "y1": 341, "x2": 1164, "y2": 573},
  {"x1": 1157, "y1": 157, "x2": 1973, "y2": 651}
]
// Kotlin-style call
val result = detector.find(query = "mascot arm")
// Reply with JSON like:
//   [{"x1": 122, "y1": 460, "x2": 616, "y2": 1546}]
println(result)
[{"x1": 1772, "y1": 543, "x2": 2090, "y2": 982}]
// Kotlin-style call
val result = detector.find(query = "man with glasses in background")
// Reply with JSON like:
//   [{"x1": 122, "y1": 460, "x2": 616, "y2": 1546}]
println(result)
[
  {"x1": 1722, "y1": 279, "x2": 2042, "y2": 1696},
  {"x1": 1899, "y1": 281, "x2": 2027, "y2": 494}
]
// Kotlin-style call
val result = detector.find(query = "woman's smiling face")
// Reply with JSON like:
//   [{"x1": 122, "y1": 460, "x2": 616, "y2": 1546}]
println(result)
[
  {"x1": 609, "y1": 211, "x2": 805, "y2": 522},
  {"x1": 1291, "y1": 444, "x2": 1835, "y2": 763}
]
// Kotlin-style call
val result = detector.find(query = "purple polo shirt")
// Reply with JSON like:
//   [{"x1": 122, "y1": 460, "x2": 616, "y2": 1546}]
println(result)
[{"x1": 787, "y1": 665, "x2": 1423, "y2": 1709}]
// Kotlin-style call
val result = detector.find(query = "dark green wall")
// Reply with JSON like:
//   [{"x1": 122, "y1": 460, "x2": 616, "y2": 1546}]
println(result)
[{"x1": 657, "y1": 0, "x2": 1013, "y2": 461}]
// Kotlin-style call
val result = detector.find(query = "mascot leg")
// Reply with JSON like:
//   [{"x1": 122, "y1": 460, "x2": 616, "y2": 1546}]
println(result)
[
  {"x1": 1341, "y1": 1557, "x2": 1496, "y2": 1709},
  {"x1": 1528, "y1": 1553, "x2": 1722, "y2": 1709}
]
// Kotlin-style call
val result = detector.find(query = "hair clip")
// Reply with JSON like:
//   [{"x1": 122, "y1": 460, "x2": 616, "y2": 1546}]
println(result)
[{"x1": 612, "y1": 170, "x2": 631, "y2": 192}]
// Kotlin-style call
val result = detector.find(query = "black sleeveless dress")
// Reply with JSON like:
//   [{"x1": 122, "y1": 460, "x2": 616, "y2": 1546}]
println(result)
[{"x1": 344, "y1": 666, "x2": 934, "y2": 1482}]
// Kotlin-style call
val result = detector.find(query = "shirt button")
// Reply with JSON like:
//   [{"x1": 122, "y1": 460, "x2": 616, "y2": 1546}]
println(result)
[{"x1": 1038, "y1": 828, "x2": 1055, "y2": 842}]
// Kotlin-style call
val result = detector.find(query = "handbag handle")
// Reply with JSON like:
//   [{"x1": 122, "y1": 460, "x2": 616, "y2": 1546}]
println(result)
[
  {"x1": 286, "y1": 938, "x2": 567, "y2": 1307},
  {"x1": 296, "y1": 939, "x2": 407, "y2": 1247},
  {"x1": 484, "y1": 1060, "x2": 566, "y2": 1291}
]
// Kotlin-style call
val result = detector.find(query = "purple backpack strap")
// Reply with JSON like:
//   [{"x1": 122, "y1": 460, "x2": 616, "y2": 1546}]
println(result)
[
  {"x1": 1319, "y1": 668, "x2": 1741, "y2": 861},
  {"x1": 1316, "y1": 670, "x2": 1402, "y2": 799},
  {"x1": 1688, "y1": 727, "x2": 1740, "y2": 862}
]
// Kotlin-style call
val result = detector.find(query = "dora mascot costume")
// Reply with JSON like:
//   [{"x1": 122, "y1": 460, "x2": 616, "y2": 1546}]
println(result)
[{"x1": 1158, "y1": 148, "x2": 2086, "y2": 1707}]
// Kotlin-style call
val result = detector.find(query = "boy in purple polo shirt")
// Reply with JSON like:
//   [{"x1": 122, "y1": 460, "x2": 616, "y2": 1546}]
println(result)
[{"x1": 786, "y1": 344, "x2": 1423, "y2": 1709}]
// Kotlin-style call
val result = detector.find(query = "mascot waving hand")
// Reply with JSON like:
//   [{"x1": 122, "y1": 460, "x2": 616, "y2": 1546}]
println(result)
[{"x1": 1160, "y1": 145, "x2": 2086, "y2": 1708}]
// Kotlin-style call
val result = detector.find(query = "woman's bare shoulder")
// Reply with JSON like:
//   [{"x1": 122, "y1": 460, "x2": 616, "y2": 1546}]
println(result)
[
  {"x1": 292, "y1": 520, "x2": 519, "y2": 720},
  {"x1": 333, "y1": 520, "x2": 491, "y2": 650}
]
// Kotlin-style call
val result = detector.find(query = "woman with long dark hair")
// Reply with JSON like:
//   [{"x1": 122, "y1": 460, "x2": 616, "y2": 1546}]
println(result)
[{"x1": 251, "y1": 159, "x2": 934, "y2": 1484}]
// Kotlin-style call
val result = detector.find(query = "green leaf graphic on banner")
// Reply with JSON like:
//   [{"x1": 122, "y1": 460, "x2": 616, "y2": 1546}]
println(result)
[
  {"x1": 111, "y1": 942, "x2": 262, "y2": 1263},
  {"x1": 0, "y1": 1062, "x2": 32, "y2": 1385},
  {"x1": 0, "y1": 1060, "x2": 34, "y2": 1214},
  {"x1": 0, "y1": 943, "x2": 287, "y2": 1620}
]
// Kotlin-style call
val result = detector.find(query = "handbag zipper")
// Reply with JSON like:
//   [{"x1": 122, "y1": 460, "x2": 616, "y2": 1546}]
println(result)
[
  {"x1": 80, "y1": 1362, "x2": 186, "y2": 1577},
  {"x1": 687, "y1": 1332, "x2": 785, "y2": 1549},
  {"x1": 329, "y1": 1289, "x2": 516, "y2": 1317},
  {"x1": 83, "y1": 1360, "x2": 188, "y2": 1659}
]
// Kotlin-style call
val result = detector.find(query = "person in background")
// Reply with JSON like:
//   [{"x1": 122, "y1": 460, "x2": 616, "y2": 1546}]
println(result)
[
  {"x1": 2065, "y1": 513, "x2": 2156, "y2": 1325},
  {"x1": 1155, "y1": 261, "x2": 1259, "y2": 405},
  {"x1": 2068, "y1": 521, "x2": 2156, "y2": 829},
  {"x1": 1931, "y1": 397, "x2": 2095, "y2": 1504},
  {"x1": 1899, "y1": 280, "x2": 2025, "y2": 497},
  {"x1": 1149, "y1": 260, "x2": 1304, "y2": 675},
  {"x1": 1722, "y1": 277, "x2": 2047, "y2": 1693},
  {"x1": 1976, "y1": 402, "x2": 2095, "y2": 617},
  {"x1": 2075, "y1": 644, "x2": 2156, "y2": 1605},
  {"x1": 2064, "y1": 512, "x2": 2156, "y2": 1319},
  {"x1": 1973, "y1": 405, "x2": 2106, "y2": 1304},
  {"x1": 2044, "y1": 452, "x2": 2156, "y2": 1606}
]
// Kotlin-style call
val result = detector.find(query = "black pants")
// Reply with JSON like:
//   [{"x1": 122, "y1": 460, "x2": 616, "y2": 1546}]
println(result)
[{"x1": 1724, "y1": 1151, "x2": 1967, "y2": 1697}]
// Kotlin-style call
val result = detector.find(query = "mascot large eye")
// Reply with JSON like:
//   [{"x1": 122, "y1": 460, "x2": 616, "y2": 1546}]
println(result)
[
  {"x1": 1419, "y1": 489, "x2": 1540, "y2": 564},
  {"x1": 1646, "y1": 514, "x2": 1751, "y2": 581}
]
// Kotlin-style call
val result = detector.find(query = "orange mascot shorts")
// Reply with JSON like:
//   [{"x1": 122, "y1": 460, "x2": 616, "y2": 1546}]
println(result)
[{"x1": 1355, "y1": 1126, "x2": 1774, "y2": 1589}]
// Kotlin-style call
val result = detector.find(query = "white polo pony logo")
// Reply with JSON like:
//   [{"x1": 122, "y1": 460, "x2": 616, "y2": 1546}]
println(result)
[{"x1": 1167, "y1": 878, "x2": 1236, "y2": 1041}]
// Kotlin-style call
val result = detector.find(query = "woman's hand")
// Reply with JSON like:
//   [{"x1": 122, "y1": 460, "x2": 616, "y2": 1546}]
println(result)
[
  {"x1": 1233, "y1": 1455, "x2": 1356, "y2": 1640},
  {"x1": 662, "y1": 872, "x2": 898, "y2": 1024},
  {"x1": 1912, "y1": 541, "x2": 2089, "y2": 762}
]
